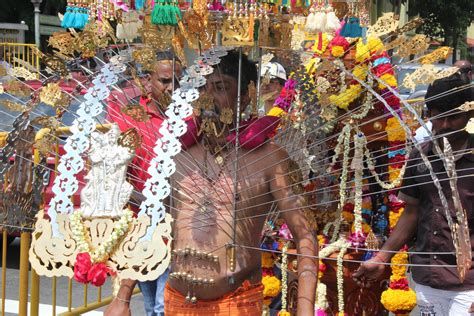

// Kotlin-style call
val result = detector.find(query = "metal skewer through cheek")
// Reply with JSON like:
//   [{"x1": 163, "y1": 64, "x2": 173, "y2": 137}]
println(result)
[{"x1": 227, "y1": 46, "x2": 243, "y2": 277}]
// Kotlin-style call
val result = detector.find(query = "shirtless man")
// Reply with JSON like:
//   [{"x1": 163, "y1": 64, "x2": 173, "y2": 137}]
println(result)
[{"x1": 106, "y1": 50, "x2": 317, "y2": 315}]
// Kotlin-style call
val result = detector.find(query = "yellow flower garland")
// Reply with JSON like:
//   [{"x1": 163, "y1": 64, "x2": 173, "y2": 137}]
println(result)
[
  {"x1": 378, "y1": 73, "x2": 398, "y2": 90},
  {"x1": 352, "y1": 64, "x2": 368, "y2": 81},
  {"x1": 380, "y1": 288, "x2": 417, "y2": 312},
  {"x1": 267, "y1": 106, "x2": 286, "y2": 117},
  {"x1": 342, "y1": 210, "x2": 355, "y2": 223},
  {"x1": 331, "y1": 46, "x2": 345, "y2": 58},
  {"x1": 390, "y1": 252, "x2": 409, "y2": 279},
  {"x1": 388, "y1": 166, "x2": 402, "y2": 183},
  {"x1": 329, "y1": 84, "x2": 362, "y2": 110},
  {"x1": 386, "y1": 117, "x2": 406, "y2": 142},
  {"x1": 312, "y1": 33, "x2": 329, "y2": 55},
  {"x1": 388, "y1": 208, "x2": 403, "y2": 230},
  {"x1": 262, "y1": 275, "x2": 281, "y2": 297},
  {"x1": 355, "y1": 37, "x2": 384, "y2": 63}
]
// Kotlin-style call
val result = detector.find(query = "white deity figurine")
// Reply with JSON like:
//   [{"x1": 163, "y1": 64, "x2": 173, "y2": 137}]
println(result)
[{"x1": 81, "y1": 124, "x2": 135, "y2": 218}]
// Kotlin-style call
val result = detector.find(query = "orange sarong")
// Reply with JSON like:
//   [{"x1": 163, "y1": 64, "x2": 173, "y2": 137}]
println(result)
[{"x1": 164, "y1": 281, "x2": 263, "y2": 315}]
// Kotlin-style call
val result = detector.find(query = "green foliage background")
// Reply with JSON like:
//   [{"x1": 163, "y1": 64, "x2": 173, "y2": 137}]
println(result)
[
  {"x1": 0, "y1": 0, "x2": 65, "y2": 44},
  {"x1": 408, "y1": 0, "x2": 474, "y2": 60}
]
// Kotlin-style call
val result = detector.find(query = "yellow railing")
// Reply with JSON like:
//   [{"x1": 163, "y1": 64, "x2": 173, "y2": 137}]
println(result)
[
  {"x1": 1, "y1": 43, "x2": 40, "y2": 74},
  {"x1": 1, "y1": 124, "x2": 141, "y2": 316}
]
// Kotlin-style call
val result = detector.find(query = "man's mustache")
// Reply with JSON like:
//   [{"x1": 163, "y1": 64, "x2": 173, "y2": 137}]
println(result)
[{"x1": 437, "y1": 129, "x2": 457, "y2": 137}]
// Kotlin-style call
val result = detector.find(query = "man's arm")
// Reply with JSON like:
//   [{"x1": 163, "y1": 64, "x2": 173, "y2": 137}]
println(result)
[
  {"x1": 353, "y1": 200, "x2": 418, "y2": 286},
  {"x1": 354, "y1": 148, "x2": 421, "y2": 286},
  {"x1": 268, "y1": 145, "x2": 317, "y2": 316},
  {"x1": 104, "y1": 279, "x2": 136, "y2": 316}
]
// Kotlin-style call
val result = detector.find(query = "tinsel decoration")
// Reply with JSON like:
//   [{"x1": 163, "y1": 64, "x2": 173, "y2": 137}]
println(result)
[
  {"x1": 61, "y1": 0, "x2": 89, "y2": 29},
  {"x1": 151, "y1": 0, "x2": 182, "y2": 25}
]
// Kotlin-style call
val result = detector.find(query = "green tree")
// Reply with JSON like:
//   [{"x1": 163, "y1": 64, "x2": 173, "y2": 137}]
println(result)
[
  {"x1": 0, "y1": 0, "x2": 65, "y2": 44},
  {"x1": 407, "y1": 0, "x2": 474, "y2": 61}
]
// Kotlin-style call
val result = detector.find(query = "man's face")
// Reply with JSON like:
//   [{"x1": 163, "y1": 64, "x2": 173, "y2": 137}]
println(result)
[
  {"x1": 150, "y1": 62, "x2": 182, "y2": 101},
  {"x1": 260, "y1": 79, "x2": 283, "y2": 99},
  {"x1": 203, "y1": 72, "x2": 249, "y2": 116},
  {"x1": 430, "y1": 108, "x2": 471, "y2": 142}
]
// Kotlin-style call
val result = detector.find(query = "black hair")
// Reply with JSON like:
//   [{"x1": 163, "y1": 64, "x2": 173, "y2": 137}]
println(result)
[
  {"x1": 275, "y1": 77, "x2": 286, "y2": 86},
  {"x1": 425, "y1": 73, "x2": 473, "y2": 113},
  {"x1": 213, "y1": 49, "x2": 257, "y2": 94},
  {"x1": 156, "y1": 50, "x2": 181, "y2": 64}
]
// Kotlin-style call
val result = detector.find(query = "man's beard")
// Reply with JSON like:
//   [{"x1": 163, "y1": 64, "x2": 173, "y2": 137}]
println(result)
[{"x1": 437, "y1": 128, "x2": 467, "y2": 143}]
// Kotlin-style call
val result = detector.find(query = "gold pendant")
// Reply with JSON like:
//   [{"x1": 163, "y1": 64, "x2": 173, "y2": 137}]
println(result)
[{"x1": 215, "y1": 155, "x2": 224, "y2": 166}]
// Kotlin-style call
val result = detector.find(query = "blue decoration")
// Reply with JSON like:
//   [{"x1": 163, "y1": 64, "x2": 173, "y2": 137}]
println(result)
[
  {"x1": 340, "y1": 17, "x2": 362, "y2": 38},
  {"x1": 362, "y1": 250, "x2": 375, "y2": 261},
  {"x1": 61, "y1": 6, "x2": 89, "y2": 29},
  {"x1": 373, "y1": 57, "x2": 391, "y2": 67},
  {"x1": 61, "y1": 6, "x2": 75, "y2": 28},
  {"x1": 135, "y1": 0, "x2": 145, "y2": 10}
]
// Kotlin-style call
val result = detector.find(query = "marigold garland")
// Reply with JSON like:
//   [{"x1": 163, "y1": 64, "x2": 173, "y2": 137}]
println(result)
[
  {"x1": 331, "y1": 46, "x2": 345, "y2": 58},
  {"x1": 380, "y1": 288, "x2": 417, "y2": 313},
  {"x1": 390, "y1": 252, "x2": 409, "y2": 279},
  {"x1": 388, "y1": 209, "x2": 402, "y2": 230},
  {"x1": 377, "y1": 50, "x2": 415, "y2": 313},
  {"x1": 262, "y1": 275, "x2": 281, "y2": 298},
  {"x1": 378, "y1": 73, "x2": 398, "y2": 90},
  {"x1": 355, "y1": 37, "x2": 384, "y2": 63},
  {"x1": 312, "y1": 32, "x2": 329, "y2": 55},
  {"x1": 267, "y1": 106, "x2": 286, "y2": 117},
  {"x1": 352, "y1": 64, "x2": 368, "y2": 81},
  {"x1": 329, "y1": 84, "x2": 362, "y2": 110},
  {"x1": 386, "y1": 117, "x2": 406, "y2": 142}
]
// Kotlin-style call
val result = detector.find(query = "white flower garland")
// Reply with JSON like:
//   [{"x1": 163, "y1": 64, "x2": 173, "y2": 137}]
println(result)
[
  {"x1": 280, "y1": 243, "x2": 289, "y2": 313},
  {"x1": 315, "y1": 282, "x2": 329, "y2": 310},
  {"x1": 70, "y1": 210, "x2": 133, "y2": 262},
  {"x1": 352, "y1": 132, "x2": 365, "y2": 234},
  {"x1": 334, "y1": 59, "x2": 347, "y2": 94},
  {"x1": 363, "y1": 135, "x2": 408, "y2": 190},
  {"x1": 336, "y1": 241, "x2": 350, "y2": 314},
  {"x1": 316, "y1": 238, "x2": 348, "y2": 313},
  {"x1": 324, "y1": 124, "x2": 351, "y2": 241},
  {"x1": 319, "y1": 238, "x2": 347, "y2": 259},
  {"x1": 351, "y1": 68, "x2": 374, "y2": 121}
]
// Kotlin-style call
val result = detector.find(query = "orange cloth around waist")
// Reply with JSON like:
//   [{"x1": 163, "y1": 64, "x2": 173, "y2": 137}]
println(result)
[{"x1": 164, "y1": 280, "x2": 263, "y2": 315}]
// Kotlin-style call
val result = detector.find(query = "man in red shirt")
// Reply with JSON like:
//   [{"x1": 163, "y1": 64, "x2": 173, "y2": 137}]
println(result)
[
  {"x1": 107, "y1": 51, "x2": 193, "y2": 316},
  {"x1": 108, "y1": 52, "x2": 182, "y2": 193}
]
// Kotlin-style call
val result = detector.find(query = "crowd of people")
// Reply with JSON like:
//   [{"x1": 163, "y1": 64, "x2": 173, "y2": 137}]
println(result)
[{"x1": 98, "y1": 46, "x2": 474, "y2": 316}]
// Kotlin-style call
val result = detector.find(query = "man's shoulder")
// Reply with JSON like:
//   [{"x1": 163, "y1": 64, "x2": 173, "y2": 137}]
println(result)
[
  {"x1": 252, "y1": 142, "x2": 287, "y2": 157},
  {"x1": 408, "y1": 141, "x2": 432, "y2": 160}
]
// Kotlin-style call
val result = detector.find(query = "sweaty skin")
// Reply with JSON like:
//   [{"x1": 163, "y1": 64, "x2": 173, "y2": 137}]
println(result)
[{"x1": 168, "y1": 71, "x2": 317, "y2": 314}]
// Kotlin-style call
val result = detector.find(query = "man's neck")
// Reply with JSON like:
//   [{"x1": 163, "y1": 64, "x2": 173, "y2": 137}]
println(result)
[{"x1": 437, "y1": 131, "x2": 469, "y2": 152}]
